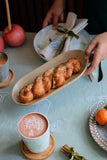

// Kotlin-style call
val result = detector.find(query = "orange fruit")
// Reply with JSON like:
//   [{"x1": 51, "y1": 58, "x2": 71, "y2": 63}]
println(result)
[{"x1": 95, "y1": 108, "x2": 107, "y2": 125}]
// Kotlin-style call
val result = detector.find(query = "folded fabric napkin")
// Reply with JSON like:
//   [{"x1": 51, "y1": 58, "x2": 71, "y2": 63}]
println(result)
[
  {"x1": 39, "y1": 12, "x2": 88, "y2": 61},
  {"x1": 62, "y1": 19, "x2": 88, "y2": 52}
]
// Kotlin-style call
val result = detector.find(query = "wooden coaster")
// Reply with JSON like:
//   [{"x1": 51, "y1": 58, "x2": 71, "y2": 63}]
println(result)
[
  {"x1": 0, "y1": 69, "x2": 14, "y2": 88},
  {"x1": 21, "y1": 133, "x2": 55, "y2": 160}
]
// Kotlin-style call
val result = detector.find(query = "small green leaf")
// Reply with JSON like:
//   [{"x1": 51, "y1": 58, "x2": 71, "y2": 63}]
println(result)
[{"x1": 104, "y1": 104, "x2": 107, "y2": 110}]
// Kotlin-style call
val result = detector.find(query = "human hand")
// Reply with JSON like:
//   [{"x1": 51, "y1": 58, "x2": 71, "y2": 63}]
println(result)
[
  {"x1": 83, "y1": 32, "x2": 107, "y2": 76},
  {"x1": 42, "y1": 0, "x2": 65, "y2": 29}
]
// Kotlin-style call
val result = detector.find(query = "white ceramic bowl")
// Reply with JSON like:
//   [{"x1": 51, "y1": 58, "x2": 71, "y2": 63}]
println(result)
[{"x1": 33, "y1": 24, "x2": 90, "y2": 61}]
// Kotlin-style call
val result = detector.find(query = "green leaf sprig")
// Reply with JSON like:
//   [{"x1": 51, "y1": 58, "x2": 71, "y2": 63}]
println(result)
[
  {"x1": 62, "y1": 146, "x2": 85, "y2": 160},
  {"x1": 104, "y1": 104, "x2": 107, "y2": 110}
]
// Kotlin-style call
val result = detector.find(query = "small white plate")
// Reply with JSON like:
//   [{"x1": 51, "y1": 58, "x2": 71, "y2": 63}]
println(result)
[
  {"x1": 89, "y1": 100, "x2": 107, "y2": 152},
  {"x1": 33, "y1": 24, "x2": 90, "y2": 61}
]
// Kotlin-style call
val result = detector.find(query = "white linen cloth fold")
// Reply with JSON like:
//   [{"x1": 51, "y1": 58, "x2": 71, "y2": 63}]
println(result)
[
  {"x1": 62, "y1": 19, "x2": 88, "y2": 52},
  {"x1": 39, "y1": 12, "x2": 88, "y2": 61}
]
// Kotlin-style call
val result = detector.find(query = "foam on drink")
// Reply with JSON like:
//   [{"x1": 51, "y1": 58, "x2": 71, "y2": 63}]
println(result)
[{"x1": 18, "y1": 113, "x2": 48, "y2": 138}]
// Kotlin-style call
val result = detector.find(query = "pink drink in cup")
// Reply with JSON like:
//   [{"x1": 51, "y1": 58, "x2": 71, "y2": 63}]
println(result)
[
  {"x1": 18, "y1": 113, "x2": 48, "y2": 138},
  {"x1": 18, "y1": 112, "x2": 50, "y2": 153}
]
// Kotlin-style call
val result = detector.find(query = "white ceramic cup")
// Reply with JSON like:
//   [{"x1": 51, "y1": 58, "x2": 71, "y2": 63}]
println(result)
[{"x1": 18, "y1": 112, "x2": 50, "y2": 153}]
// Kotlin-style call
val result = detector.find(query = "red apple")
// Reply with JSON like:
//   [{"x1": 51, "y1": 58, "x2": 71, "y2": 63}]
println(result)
[
  {"x1": 3, "y1": 24, "x2": 25, "y2": 47},
  {"x1": 0, "y1": 36, "x2": 4, "y2": 52}
]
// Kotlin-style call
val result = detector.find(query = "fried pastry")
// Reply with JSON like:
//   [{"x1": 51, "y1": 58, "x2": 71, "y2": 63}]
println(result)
[
  {"x1": 68, "y1": 58, "x2": 81, "y2": 73},
  {"x1": 53, "y1": 63, "x2": 66, "y2": 88},
  {"x1": 65, "y1": 60, "x2": 73, "y2": 79},
  {"x1": 19, "y1": 57, "x2": 81, "y2": 103},
  {"x1": 19, "y1": 83, "x2": 34, "y2": 103},
  {"x1": 33, "y1": 76, "x2": 45, "y2": 98},
  {"x1": 42, "y1": 68, "x2": 54, "y2": 92}
]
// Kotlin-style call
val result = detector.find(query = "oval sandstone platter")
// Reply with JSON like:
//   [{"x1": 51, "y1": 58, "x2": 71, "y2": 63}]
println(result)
[{"x1": 12, "y1": 50, "x2": 88, "y2": 106}]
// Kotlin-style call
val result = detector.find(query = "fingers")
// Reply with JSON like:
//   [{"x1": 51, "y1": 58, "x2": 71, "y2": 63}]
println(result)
[
  {"x1": 84, "y1": 33, "x2": 107, "y2": 76},
  {"x1": 83, "y1": 37, "x2": 100, "y2": 76},
  {"x1": 83, "y1": 49, "x2": 101, "y2": 76},
  {"x1": 89, "y1": 54, "x2": 94, "y2": 63},
  {"x1": 85, "y1": 38, "x2": 97, "y2": 59},
  {"x1": 60, "y1": 12, "x2": 65, "y2": 22},
  {"x1": 42, "y1": 12, "x2": 59, "y2": 29},
  {"x1": 42, "y1": 12, "x2": 52, "y2": 28},
  {"x1": 42, "y1": 0, "x2": 64, "y2": 29},
  {"x1": 52, "y1": 15, "x2": 59, "y2": 29}
]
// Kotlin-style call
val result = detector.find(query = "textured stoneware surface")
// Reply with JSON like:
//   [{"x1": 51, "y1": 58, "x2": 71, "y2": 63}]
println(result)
[{"x1": 12, "y1": 50, "x2": 88, "y2": 106}]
